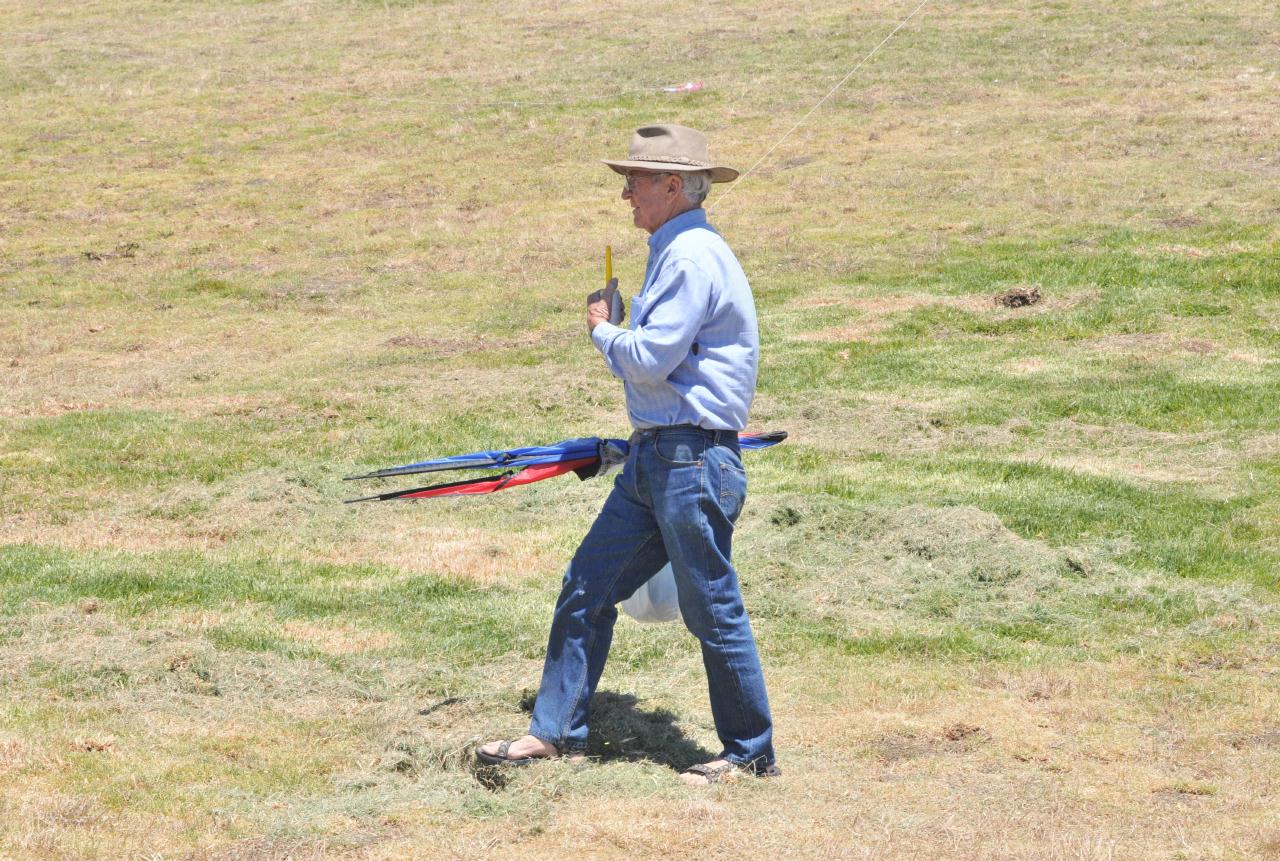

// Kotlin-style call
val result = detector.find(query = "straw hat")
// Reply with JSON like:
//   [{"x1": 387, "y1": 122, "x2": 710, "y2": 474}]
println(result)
[{"x1": 602, "y1": 124, "x2": 739, "y2": 183}]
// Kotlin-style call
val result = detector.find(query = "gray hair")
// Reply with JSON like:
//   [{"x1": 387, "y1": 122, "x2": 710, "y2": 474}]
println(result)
[{"x1": 678, "y1": 170, "x2": 712, "y2": 205}]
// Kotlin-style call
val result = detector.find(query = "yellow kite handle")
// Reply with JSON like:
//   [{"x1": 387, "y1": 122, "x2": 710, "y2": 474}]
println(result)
[{"x1": 604, "y1": 245, "x2": 613, "y2": 284}]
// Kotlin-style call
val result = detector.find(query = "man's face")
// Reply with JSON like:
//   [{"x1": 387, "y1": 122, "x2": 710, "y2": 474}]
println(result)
[{"x1": 621, "y1": 170, "x2": 680, "y2": 234}]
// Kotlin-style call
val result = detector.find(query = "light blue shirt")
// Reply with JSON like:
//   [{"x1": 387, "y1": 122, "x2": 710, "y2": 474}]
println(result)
[{"x1": 590, "y1": 208, "x2": 759, "y2": 431}]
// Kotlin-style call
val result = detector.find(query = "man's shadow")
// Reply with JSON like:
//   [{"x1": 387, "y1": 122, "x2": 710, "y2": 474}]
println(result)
[{"x1": 520, "y1": 688, "x2": 714, "y2": 770}]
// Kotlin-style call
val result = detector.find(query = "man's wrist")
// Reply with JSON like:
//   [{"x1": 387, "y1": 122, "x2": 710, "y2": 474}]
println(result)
[{"x1": 590, "y1": 319, "x2": 619, "y2": 345}]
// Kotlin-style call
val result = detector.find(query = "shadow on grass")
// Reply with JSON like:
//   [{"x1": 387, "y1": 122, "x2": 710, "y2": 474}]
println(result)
[
  {"x1": 475, "y1": 689, "x2": 714, "y2": 790},
  {"x1": 521, "y1": 688, "x2": 714, "y2": 769},
  {"x1": 584, "y1": 690, "x2": 715, "y2": 770}
]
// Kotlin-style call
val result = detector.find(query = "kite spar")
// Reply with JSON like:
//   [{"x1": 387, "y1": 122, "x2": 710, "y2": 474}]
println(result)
[{"x1": 343, "y1": 431, "x2": 787, "y2": 503}]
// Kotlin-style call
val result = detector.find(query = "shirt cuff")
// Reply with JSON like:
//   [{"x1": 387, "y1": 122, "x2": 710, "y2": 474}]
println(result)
[
  {"x1": 591, "y1": 321, "x2": 622, "y2": 351},
  {"x1": 590, "y1": 322, "x2": 625, "y2": 377}
]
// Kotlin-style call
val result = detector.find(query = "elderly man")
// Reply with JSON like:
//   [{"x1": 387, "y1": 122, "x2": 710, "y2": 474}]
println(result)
[{"x1": 478, "y1": 124, "x2": 777, "y2": 785}]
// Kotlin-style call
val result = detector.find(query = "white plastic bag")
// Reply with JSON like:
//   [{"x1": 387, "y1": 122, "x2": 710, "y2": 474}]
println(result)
[{"x1": 620, "y1": 563, "x2": 683, "y2": 624}]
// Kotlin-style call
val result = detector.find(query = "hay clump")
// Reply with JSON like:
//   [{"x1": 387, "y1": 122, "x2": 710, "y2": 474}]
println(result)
[{"x1": 748, "y1": 501, "x2": 1274, "y2": 651}]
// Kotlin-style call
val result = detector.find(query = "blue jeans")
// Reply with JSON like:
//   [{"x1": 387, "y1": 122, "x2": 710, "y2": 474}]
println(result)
[{"x1": 528, "y1": 426, "x2": 775, "y2": 770}]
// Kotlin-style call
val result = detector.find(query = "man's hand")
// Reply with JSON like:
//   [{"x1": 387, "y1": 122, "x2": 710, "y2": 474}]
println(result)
[{"x1": 587, "y1": 278, "x2": 623, "y2": 333}]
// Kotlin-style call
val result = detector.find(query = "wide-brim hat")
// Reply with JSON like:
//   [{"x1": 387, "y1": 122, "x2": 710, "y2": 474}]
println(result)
[{"x1": 602, "y1": 124, "x2": 739, "y2": 183}]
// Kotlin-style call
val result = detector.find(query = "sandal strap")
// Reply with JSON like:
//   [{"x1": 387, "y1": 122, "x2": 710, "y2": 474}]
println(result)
[
  {"x1": 494, "y1": 738, "x2": 560, "y2": 761},
  {"x1": 684, "y1": 761, "x2": 739, "y2": 782}
]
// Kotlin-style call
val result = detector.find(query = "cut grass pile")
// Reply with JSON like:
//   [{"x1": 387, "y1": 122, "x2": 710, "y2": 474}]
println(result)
[{"x1": 2, "y1": 0, "x2": 1278, "y2": 858}]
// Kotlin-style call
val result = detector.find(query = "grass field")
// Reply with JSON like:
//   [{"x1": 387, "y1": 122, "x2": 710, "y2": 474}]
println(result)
[{"x1": 2, "y1": 0, "x2": 1279, "y2": 858}]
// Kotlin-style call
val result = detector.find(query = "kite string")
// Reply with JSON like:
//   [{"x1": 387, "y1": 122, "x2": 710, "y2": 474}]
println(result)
[{"x1": 708, "y1": 0, "x2": 933, "y2": 213}]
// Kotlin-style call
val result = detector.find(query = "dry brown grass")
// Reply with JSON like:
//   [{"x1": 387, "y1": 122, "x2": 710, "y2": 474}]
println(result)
[
  {"x1": 3, "y1": 0, "x2": 1278, "y2": 857},
  {"x1": 2, "y1": 601, "x2": 1277, "y2": 858}
]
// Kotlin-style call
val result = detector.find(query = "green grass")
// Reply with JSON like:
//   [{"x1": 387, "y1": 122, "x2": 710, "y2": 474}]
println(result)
[{"x1": 2, "y1": 0, "x2": 1279, "y2": 858}]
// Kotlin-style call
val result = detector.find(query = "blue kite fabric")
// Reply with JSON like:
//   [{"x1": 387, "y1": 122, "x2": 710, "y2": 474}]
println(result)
[
  {"x1": 345, "y1": 438, "x2": 608, "y2": 481},
  {"x1": 343, "y1": 431, "x2": 787, "y2": 503}
]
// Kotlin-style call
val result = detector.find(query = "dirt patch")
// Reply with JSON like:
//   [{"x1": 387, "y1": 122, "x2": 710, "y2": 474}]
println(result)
[
  {"x1": 871, "y1": 731, "x2": 933, "y2": 764},
  {"x1": 941, "y1": 722, "x2": 989, "y2": 745},
  {"x1": 870, "y1": 723, "x2": 991, "y2": 764},
  {"x1": 994, "y1": 286, "x2": 1041, "y2": 308}
]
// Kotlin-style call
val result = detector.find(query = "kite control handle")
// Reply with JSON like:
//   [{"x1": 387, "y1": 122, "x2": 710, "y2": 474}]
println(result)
[
  {"x1": 604, "y1": 244, "x2": 625, "y2": 325},
  {"x1": 608, "y1": 285, "x2": 624, "y2": 325}
]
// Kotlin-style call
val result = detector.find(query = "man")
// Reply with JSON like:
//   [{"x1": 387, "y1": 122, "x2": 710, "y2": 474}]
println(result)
[{"x1": 478, "y1": 124, "x2": 777, "y2": 786}]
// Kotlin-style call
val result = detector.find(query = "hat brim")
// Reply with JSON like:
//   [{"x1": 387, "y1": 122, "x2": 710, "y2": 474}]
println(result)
[{"x1": 602, "y1": 159, "x2": 739, "y2": 183}]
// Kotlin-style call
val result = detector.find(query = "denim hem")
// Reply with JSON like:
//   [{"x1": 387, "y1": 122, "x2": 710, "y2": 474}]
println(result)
[{"x1": 529, "y1": 730, "x2": 586, "y2": 754}]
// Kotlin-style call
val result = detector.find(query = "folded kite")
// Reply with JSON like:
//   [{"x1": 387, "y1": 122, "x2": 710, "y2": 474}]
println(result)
[{"x1": 343, "y1": 431, "x2": 787, "y2": 503}]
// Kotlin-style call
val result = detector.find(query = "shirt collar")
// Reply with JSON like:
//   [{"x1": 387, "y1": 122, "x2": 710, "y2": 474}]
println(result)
[{"x1": 648, "y1": 207, "x2": 713, "y2": 256}]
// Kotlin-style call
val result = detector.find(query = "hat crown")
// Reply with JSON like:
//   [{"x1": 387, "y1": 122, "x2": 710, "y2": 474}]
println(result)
[
  {"x1": 628, "y1": 124, "x2": 712, "y2": 168},
  {"x1": 602, "y1": 124, "x2": 740, "y2": 183}
]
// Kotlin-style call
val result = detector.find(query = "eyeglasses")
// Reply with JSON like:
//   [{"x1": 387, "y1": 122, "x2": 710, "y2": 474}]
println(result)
[{"x1": 623, "y1": 171, "x2": 673, "y2": 192}]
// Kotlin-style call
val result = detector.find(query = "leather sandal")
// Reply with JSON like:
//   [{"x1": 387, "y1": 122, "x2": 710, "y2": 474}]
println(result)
[
  {"x1": 475, "y1": 738, "x2": 558, "y2": 767},
  {"x1": 682, "y1": 761, "x2": 741, "y2": 783},
  {"x1": 683, "y1": 760, "x2": 782, "y2": 784}
]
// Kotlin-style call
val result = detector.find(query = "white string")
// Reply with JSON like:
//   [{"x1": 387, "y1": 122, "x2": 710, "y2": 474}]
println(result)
[{"x1": 708, "y1": 0, "x2": 934, "y2": 213}]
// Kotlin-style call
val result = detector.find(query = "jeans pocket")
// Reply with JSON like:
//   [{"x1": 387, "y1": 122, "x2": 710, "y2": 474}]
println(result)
[
  {"x1": 718, "y1": 460, "x2": 748, "y2": 521},
  {"x1": 655, "y1": 433, "x2": 706, "y2": 466}
]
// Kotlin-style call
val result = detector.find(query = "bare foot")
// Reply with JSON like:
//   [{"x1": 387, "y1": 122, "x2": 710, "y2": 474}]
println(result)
[
  {"x1": 680, "y1": 758, "x2": 738, "y2": 786},
  {"x1": 477, "y1": 735, "x2": 559, "y2": 763}
]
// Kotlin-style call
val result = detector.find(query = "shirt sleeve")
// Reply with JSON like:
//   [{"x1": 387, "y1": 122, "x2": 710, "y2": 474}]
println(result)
[{"x1": 590, "y1": 257, "x2": 711, "y2": 385}]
